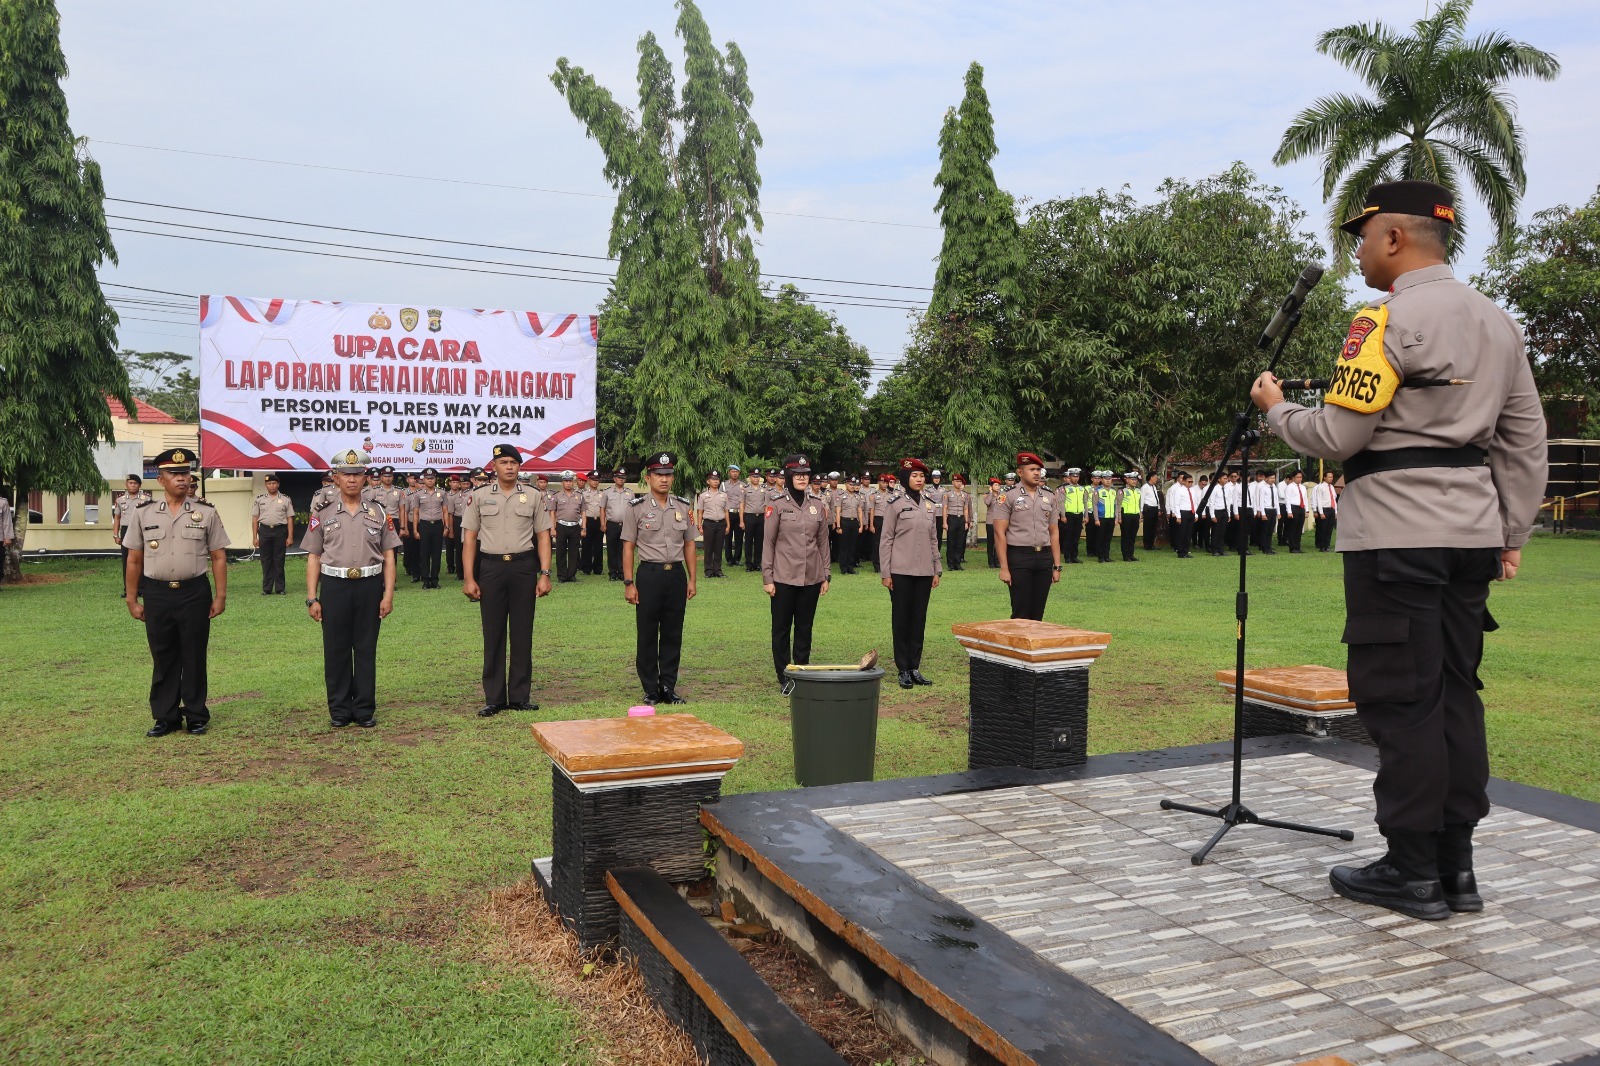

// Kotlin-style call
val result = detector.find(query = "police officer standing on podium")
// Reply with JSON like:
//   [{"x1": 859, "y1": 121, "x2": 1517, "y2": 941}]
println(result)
[
  {"x1": 125, "y1": 448, "x2": 230, "y2": 737},
  {"x1": 462, "y1": 443, "x2": 554, "y2": 717},
  {"x1": 623, "y1": 452, "x2": 697, "y2": 704},
  {"x1": 991, "y1": 452, "x2": 1062, "y2": 621},
  {"x1": 1253, "y1": 179, "x2": 1547, "y2": 920},
  {"x1": 304, "y1": 449, "x2": 399, "y2": 728}
]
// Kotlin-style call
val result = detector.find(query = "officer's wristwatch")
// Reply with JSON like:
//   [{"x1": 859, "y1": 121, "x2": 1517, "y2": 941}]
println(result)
[
  {"x1": 538, "y1": 569, "x2": 551, "y2": 576},
  {"x1": 1052, "y1": 565, "x2": 1062, "y2": 572},
  {"x1": 305, "y1": 597, "x2": 319, "y2": 607},
  {"x1": 623, "y1": 579, "x2": 635, "y2": 587}
]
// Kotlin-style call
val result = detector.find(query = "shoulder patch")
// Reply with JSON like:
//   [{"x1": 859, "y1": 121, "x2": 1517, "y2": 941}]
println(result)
[
  {"x1": 1325, "y1": 304, "x2": 1400, "y2": 415},
  {"x1": 136, "y1": 498, "x2": 154, "y2": 508},
  {"x1": 193, "y1": 499, "x2": 215, "y2": 508},
  {"x1": 629, "y1": 496, "x2": 646, "y2": 506}
]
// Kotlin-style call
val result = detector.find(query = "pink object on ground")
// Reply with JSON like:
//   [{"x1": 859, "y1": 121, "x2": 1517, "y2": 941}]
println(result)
[{"x1": 627, "y1": 705, "x2": 656, "y2": 717}]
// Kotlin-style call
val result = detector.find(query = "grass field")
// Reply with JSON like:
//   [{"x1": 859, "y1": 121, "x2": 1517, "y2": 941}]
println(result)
[{"x1": 2, "y1": 537, "x2": 1596, "y2": 1063}]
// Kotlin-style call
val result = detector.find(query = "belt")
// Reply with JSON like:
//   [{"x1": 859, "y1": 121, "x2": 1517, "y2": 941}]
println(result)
[
  {"x1": 645, "y1": 561, "x2": 682, "y2": 571},
  {"x1": 1007, "y1": 543, "x2": 1047, "y2": 552},
  {"x1": 321, "y1": 563, "x2": 383, "y2": 579},
  {"x1": 1344, "y1": 445, "x2": 1487, "y2": 483},
  {"x1": 482, "y1": 550, "x2": 534, "y2": 563},
  {"x1": 141, "y1": 574, "x2": 208, "y2": 590},
  {"x1": 259, "y1": 524, "x2": 286, "y2": 529},
  {"x1": 558, "y1": 520, "x2": 580, "y2": 526}
]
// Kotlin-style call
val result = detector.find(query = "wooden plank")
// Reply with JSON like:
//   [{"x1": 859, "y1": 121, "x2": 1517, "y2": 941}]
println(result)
[
  {"x1": 1214, "y1": 664, "x2": 1350, "y2": 705},
  {"x1": 951, "y1": 619, "x2": 1113, "y2": 652},
  {"x1": 530, "y1": 714, "x2": 744, "y2": 775}
]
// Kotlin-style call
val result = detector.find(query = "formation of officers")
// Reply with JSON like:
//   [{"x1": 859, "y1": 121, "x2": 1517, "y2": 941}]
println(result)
[{"x1": 122, "y1": 444, "x2": 1344, "y2": 735}]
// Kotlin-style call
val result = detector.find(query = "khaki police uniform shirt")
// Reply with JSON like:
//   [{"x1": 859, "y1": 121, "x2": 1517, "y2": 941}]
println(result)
[
  {"x1": 696, "y1": 488, "x2": 728, "y2": 521},
  {"x1": 372, "y1": 484, "x2": 403, "y2": 519},
  {"x1": 136, "y1": 498, "x2": 231, "y2": 581},
  {"x1": 741, "y1": 481, "x2": 766, "y2": 515},
  {"x1": 251, "y1": 492, "x2": 294, "y2": 526},
  {"x1": 462, "y1": 482, "x2": 554, "y2": 556},
  {"x1": 723, "y1": 480, "x2": 745, "y2": 518},
  {"x1": 621, "y1": 492, "x2": 695, "y2": 563},
  {"x1": 603, "y1": 485, "x2": 634, "y2": 523},
  {"x1": 447, "y1": 488, "x2": 469, "y2": 519},
  {"x1": 878, "y1": 490, "x2": 943, "y2": 577},
  {"x1": 411, "y1": 488, "x2": 446, "y2": 522},
  {"x1": 1267, "y1": 264, "x2": 1548, "y2": 550},
  {"x1": 839, "y1": 489, "x2": 864, "y2": 524},
  {"x1": 582, "y1": 487, "x2": 606, "y2": 520},
  {"x1": 761, "y1": 490, "x2": 830, "y2": 586},
  {"x1": 116, "y1": 491, "x2": 150, "y2": 534},
  {"x1": 990, "y1": 485, "x2": 1059, "y2": 547},
  {"x1": 302, "y1": 498, "x2": 400, "y2": 568},
  {"x1": 550, "y1": 489, "x2": 585, "y2": 524},
  {"x1": 924, "y1": 484, "x2": 946, "y2": 514},
  {"x1": 943, "y1": 489, "x2": 973, "y2": 520}
]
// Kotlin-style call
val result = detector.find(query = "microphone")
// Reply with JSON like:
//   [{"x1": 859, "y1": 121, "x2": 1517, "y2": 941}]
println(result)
[{"x1": 1258, "y1": 264, "x2": 1325, "y2": 349}]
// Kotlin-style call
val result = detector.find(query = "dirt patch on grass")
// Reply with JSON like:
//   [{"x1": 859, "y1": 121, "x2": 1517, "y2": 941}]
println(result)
[
  {"x1": 308, "y1": 723, "x2": 451, "y2": 748},
  {"x1": 483, "y1": 880, "x2": 701, "y2": 1066},
  {"x1": 187, "y1": 753, "x2": 364, "y2": 785},
  {"x1": 7, "y1": 570, "x2": 92, "y2": 586},
  {"x1": 880, "y1": 692, "x2": 966, "y2": 734},
  {"x1": 324, "y1": 897, "x2": 458, "y2": 949},
  {"x1": 126, "y1": 824, "x2": 408, "y2": 897},
  {"x1": 207, "y1": 690, "x2": 263, "y2": 706},
  {"x1": 730, "y1": 932, "x2": 922, "y2": 1065}
]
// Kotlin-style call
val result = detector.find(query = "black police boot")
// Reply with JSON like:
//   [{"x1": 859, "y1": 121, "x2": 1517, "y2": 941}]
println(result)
[
  {"x1": 1438, "y1": 822, "x2": 1483, "y2": 912},
  {"x1": 476, "y1": 704, "x2": 502, "y2": 718},
  {"x1": 145, "y1": 722, "x2": 181, "y2": 738},
  {"x1": 911, "y1": 671, "x2": 933, "y2": 686},
  {"x1": 508, "y1": 700, "x2": 540, "y2": 711},
  {"x1": 1330, "y1": 829, "x2": 1449, "y2": 920},
  {"x1": 898, "y1": 670, "x2": 914, "y2": 689},
  {"x1": 661, "y1": 691, "x2": 688, "y2": 705}
]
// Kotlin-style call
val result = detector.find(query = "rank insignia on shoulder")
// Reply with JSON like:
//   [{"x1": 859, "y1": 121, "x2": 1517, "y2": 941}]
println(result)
[{"x1": 1326, "y1": 304, "x2": 1400, "y2": 415}]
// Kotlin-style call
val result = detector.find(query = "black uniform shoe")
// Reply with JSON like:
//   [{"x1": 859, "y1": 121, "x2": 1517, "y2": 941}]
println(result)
[
  {"x1": 145, "y1": 722, "x2": 181, "y2": 738},
  {"x1": 910, "y1": 671, "x2": 933, "y2": 686},
  {"x1": 661, "y1": 691, "x2": 688, "y2": 705},
  {"x1": 330, "y1": 720, "x2": 351, "y2": 728},
  {"x1": 186, "y1": 723, "x2": 208, "y2": 735},
  {"x1": 357, "y1": 718, "x2": 377, "y2": 728},
  {"x1": 1440, "y1": 871, "x2": 1483, "y2": 912},
  {"x1": 476, "y1": 705, "x2": 502, "y2": 718},
  {"x1": 1329, "y1": 859, "x2": 1450, "y2": 920},
  {"x1": 507, "y1": 701, "x2": 540, "y2": 711},
  {"x1": 898, "y1": 671, "x2": 914, "y2": 689}
]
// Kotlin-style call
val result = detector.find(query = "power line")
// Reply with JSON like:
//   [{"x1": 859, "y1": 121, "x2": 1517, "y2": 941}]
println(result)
[{"x1": 92, "y1": 139, "x2": 940, "y2": 231}]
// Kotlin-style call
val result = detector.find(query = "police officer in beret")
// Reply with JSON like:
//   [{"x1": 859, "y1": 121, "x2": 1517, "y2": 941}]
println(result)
[
  {"x1": 763, "y1": 454, "x2": 831, "y2": 689},
  {"x1": 124, "y1": 448, "x2": 230, "y2": 737},
  {"x1": 462, "y1": 443, "x2": 554, "y2": 716},
  {"x1": 879, "y1": 458, "x2": 941, "y2": 688},
  {"x1": 622, "y1": 451, "x2": 697, "y2": 703},
  {"x1": 990, "y1": 452, "x2": 1062, "y2": 620},
  {"x1": 304, "y1": 449, "x2": 399, "y2": 728},
  {"x1": 1252, "y1": 179, "x2": 1548, "y2": 919}
]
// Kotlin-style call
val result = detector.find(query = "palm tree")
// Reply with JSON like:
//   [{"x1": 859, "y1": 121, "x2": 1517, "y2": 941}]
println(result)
[{"x1": 1273, "y1": 0, "x2": 1558, "y2": 261}]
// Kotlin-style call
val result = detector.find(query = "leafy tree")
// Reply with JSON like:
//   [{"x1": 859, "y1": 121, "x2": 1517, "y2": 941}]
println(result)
[
  {"x1": 923, "y1": 62, "x2": 1025, "y2": 480},
  {"x1": 1016, "y1": 164, "x2": 1348, "y2": 478},
  {"x1": 1476, "y1": 186, "x2": 1600, "y2": 433},
  {"x1": 551, "y1": 0, "x2": 759, "y2": 487},
  {"x1": 1, "y1": 0, "x2": 132, "y2": 576},
  {"x1": 863, "y1": 352, "x2": 942, "y2": 465},
  {"x1": 1273, "y1": 0, "x2": 1559, "y2": 261},
  {"x1": 118, "y1": 349, "x2": 198, "y2": 423}
]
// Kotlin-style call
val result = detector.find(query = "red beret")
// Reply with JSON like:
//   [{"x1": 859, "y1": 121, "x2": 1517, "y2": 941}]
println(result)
[
  {"x1": 899, "y1": 457, "x2": 929, "y2": 476},
  {"x1": 1016, "y1": 451, "x2": 1045, "y2": 469}
]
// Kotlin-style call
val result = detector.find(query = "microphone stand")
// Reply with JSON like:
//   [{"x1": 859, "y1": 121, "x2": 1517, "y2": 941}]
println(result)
[{"x1": 1159, "y1": 308, "x2": 1355, "y2": 865}]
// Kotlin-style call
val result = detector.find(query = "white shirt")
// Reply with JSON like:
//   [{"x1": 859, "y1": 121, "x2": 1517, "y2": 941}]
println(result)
[
  {"x1": 1312, "y1": 482, "x2": 1338, "y2": 512},
  {"x1": 1165, "y1": 483, "x2": 1195, "y2": 516},
  {"x1": 1140, "y1": 483, "x2": 1161, "y2": 508},
  {"x1": 1284, "y1": 482, "x2": 1307, "y2": 509}
]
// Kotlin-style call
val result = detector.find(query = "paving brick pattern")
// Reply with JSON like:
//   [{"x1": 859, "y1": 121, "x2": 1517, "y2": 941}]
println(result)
[{"x1": 817, "y1": 752, "x2": 1600, "y2": 1066}]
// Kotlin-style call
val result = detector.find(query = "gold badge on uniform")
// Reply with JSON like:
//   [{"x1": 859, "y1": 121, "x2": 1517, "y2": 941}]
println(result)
[
  {"x1": 925, "y1": 501, "x2": 933, "y2": 510},
  {"x1": 148, "y1": 540, "x2": 158, "y2": 548},
  {"x1": 192, "y1": 513, "x2": 204, "y2": 524},
  {"x1": 674, "y1": 511, "x2": 683, "y2": 521},
  {"x1": 518, "y1": 493, "x2": 527, "y2": 502},
  {"x1": 808, "y1": 505, "x2": 818, "y2": 515}
]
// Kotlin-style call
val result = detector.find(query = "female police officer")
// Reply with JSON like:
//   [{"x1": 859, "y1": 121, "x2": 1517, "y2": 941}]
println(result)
[
  {"x1": 878, "y1": 458, "x2": 941, "y2": 689},
  {"x1": 762, "y1": 454, "x2": 830, "y2": 690}
]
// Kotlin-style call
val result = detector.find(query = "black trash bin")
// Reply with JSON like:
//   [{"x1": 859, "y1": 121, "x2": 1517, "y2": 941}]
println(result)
[{"x1": 784, "y1": 667, "x2": 885, "y2": 787}]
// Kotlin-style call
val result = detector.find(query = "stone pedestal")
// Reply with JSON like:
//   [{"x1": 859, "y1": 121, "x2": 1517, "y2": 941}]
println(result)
[
  {"x1": 531, "y1": 714, "x2": 744, "y2": 948},
  {"x1": 952, "y1": 620, "x2": 1112, "y2": 770},
  {"x1": 1217, "y1": 665, "x2": 1371, "y2": 745}
]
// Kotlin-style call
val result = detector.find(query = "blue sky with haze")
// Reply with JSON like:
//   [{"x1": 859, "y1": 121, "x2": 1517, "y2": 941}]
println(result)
[{"x1": 61, "y1": 0, "x2": 1598, "y2": 383}]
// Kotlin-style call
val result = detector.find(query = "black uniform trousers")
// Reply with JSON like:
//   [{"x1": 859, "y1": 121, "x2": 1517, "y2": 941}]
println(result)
[
  {"x1": 120, "y1": 528, "x2": 132, "y2": 595},
  {"x1": 1005, "y1": 545, "x2": 1054, "y2": 621},
  {"x1": 607, "y1": 521, "x2": 625, "y2": 578},
  {"x1": 839, "y1": 518, "x2": 859, "y2": 573},
  {"x1": 726, "y1": 517, "x2": 743, "y2": 565},
  {"x1": 1094, "y1": 515, "x2": 1113, "y2": 562},
  {"x1": 140, "y1": 575, "x2": 212, "y2": 727},
  {"x1": 701, "y1": 519, "x2": 726, "y2": 577},
  {"x1": 1195, "y1": 513, "x2": 1213, "y2": 553},
  {"x1": 582, "y1": 516, "x2": 604, "y2": 574},
  {"x1": 1343, "y1": 547, "x2": 1498, "y2": 834},
  {"x1": 744, "y1": 514, "x2": 765, "y2": 573},
  {"x1": 1285, "y1": 506, "x2": 1307, "y2": 552},
  {"x1": 1119, "y1": 512, "x2": 1139, "y2": 560},
  {"x1": 1141, "y1": 506, "x2": 1161, "y2": 551},
  {"x1": 635, "y1": 561, "x2": 687, "y2": 698},
  {"x1": 770, "y1": 581, "x2": 822, "y2": 686},
  {"x1": 1171, "y1": 511, "x2": 1195, "y2": 557},
  {"x1": 889, "y1": 574, "x2": 933, "y2": 673},
  {"x1": 319, "y1": 573, "x2": 383, "y2": 725},
  {"x1": 445, "y1": 526, "x2": 461, "y2": 577},
  {"x1": 857, "y1": 523, "x2": 874, "y2": 571},
  {"x1": 1277, "y1": 508, "x2": 1291, "y2": 546},
  {"x1": 985, "y1": 523, "x2": 998, "y2": 567},
  {"x1": 1061, "y1": 514, "x2": 1082, "y2": 563},
  {"x1": 1255, "y1": 511, "x2": 1277, "y2": 552},
  {"x1": 946, "y1": 516, "x2": 966, "y2": 570},
  {"x1": 1208, "y1": 512, "x2": 1229, "y2": 555},
  {"x1": 258, "y1": 524, "x2": 288, "y2": 593},
  {"x1": 477, "y1": 552, "x2": 536, "y2": 708},
  {"x1": 403, "y1": 529, "x2": 419, "y2": 576},
  {"x1": 555, "y1": 522, "x2": 582, "y2": 580},
  {"x1": 1315, "y1": 511, "x2": 1337, "y2": 551},
  {"x1": 416, "y1": 519, "x2": 443, "y2": 586}
]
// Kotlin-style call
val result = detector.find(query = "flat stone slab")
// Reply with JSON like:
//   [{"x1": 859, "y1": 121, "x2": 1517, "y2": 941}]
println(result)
[
  {"x1": 1218, "y1": 666, "x2": 1354, "y2": 712},
  {"x1": 531, "y1": 714, "x2": 743, "y2": 788},
  {"x1": 953, "y1": 619, "x2": 1113, "y2": 665},
  {"x1": 816, "y1": 752, "x2": 1600, "y2": 1066}
]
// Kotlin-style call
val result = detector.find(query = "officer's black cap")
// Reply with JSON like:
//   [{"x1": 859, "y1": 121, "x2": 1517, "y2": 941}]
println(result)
[
  {"x1": 491, "y1": 443, "x2": 520, "y2": 462},
  {"x1": 783, "y1": 454, "x2": 811, "y2": 475},
  {"x1": 126, "y1": 473, "x2": 143, "y2": 485},
  {"x1": 264, "y1": 473, "x2": 279, "y2": 483},
  {"x1": 1341, "y1": 180, "x2": 1456, "y2": 235},
  {"x1": 380, "y1": 465, "x2": 394, "y2": 475},
  {"x1": 154, "y1": 447, "x2": 195, "y2": 471},
  {"x1": 645, "y1": 451, "x2": 676, "y2": 475},
  {"x1": 613, "y1": 468, "x2": 627, "y2": 478},
  {"x1": 421, "y1": 467, "x2": 438, "y2": 478},
  {"x1": 707, "y1": 469, "x2": 721, "y2": 479}
]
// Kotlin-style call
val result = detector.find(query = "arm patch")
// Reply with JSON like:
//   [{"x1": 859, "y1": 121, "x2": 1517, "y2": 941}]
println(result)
[{"x1": 1324, "y1": 304, "x2": 1400, "y2": 414}]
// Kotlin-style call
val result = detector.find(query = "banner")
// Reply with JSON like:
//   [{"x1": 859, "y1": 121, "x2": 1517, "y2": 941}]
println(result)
[{"x1": 198, "y1": 296, "x2": 597, "y2": 473}]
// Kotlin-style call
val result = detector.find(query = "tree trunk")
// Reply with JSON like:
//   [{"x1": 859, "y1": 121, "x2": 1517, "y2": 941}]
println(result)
[{"x1": 4, "y1": 500, "x2": 24, "y2": 583}]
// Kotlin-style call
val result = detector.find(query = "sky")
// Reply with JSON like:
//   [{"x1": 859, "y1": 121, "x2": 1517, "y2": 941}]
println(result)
[{"x1": 59, "y1": 0, "x2": 1600, "y2": 386}]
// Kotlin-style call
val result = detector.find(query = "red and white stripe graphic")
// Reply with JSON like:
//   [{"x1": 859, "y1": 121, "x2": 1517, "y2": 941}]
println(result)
[
  {"x1": 519, "y1": 419, "x2": 596, "y2": 466},
  {"x1": 200, "y1": 409, "x2": 326, "y2": 470}
]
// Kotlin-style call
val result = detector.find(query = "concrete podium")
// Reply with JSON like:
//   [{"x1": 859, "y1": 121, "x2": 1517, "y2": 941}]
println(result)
[
  {"x1": 531, "y1": 714, "x2": 744, "y2": 948},
  {"x1": 952, "y1": 620, "x2": 1112, "y2": 770},
  {"x1": 1218, "y1": 664, "x2": 1372, "y2": 745}
]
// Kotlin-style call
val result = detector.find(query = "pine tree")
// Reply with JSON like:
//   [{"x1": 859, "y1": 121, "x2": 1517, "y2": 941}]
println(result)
[
  {"x1": 0, "y1": 0, "x2": 132, "y2": 575},
  {"x1": 551, "y1": 0, "x2": 760, "y2": 488},
  {"x1": 923, "y1": 62, "x2": 1024, "y2": 480}
]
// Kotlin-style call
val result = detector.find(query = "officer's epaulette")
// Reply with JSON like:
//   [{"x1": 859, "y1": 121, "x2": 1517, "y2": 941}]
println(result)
[
  {"x1": 192, "y1": 498, "x2": 215, "y2": 508},
  {"x1": 887, "y1": 491, "x2": 903, "y2": 503},
  {"x1": 671, "y1": 494, "x2": 692, "y2": 507},
  {"x1": 135, "y1": 498, "x2": 154, "y2": 509},
  {"x1": 629, "y1": 495, "x2": 646, "y2": 506},
  {"x1": 313, "y1": 497, "x2": 336, "y2": 511}
]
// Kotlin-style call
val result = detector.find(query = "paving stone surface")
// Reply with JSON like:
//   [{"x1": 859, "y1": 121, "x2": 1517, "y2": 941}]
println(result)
[{"x1": 817, "y1": 752, "x2": 1600, "y2": 1066}]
